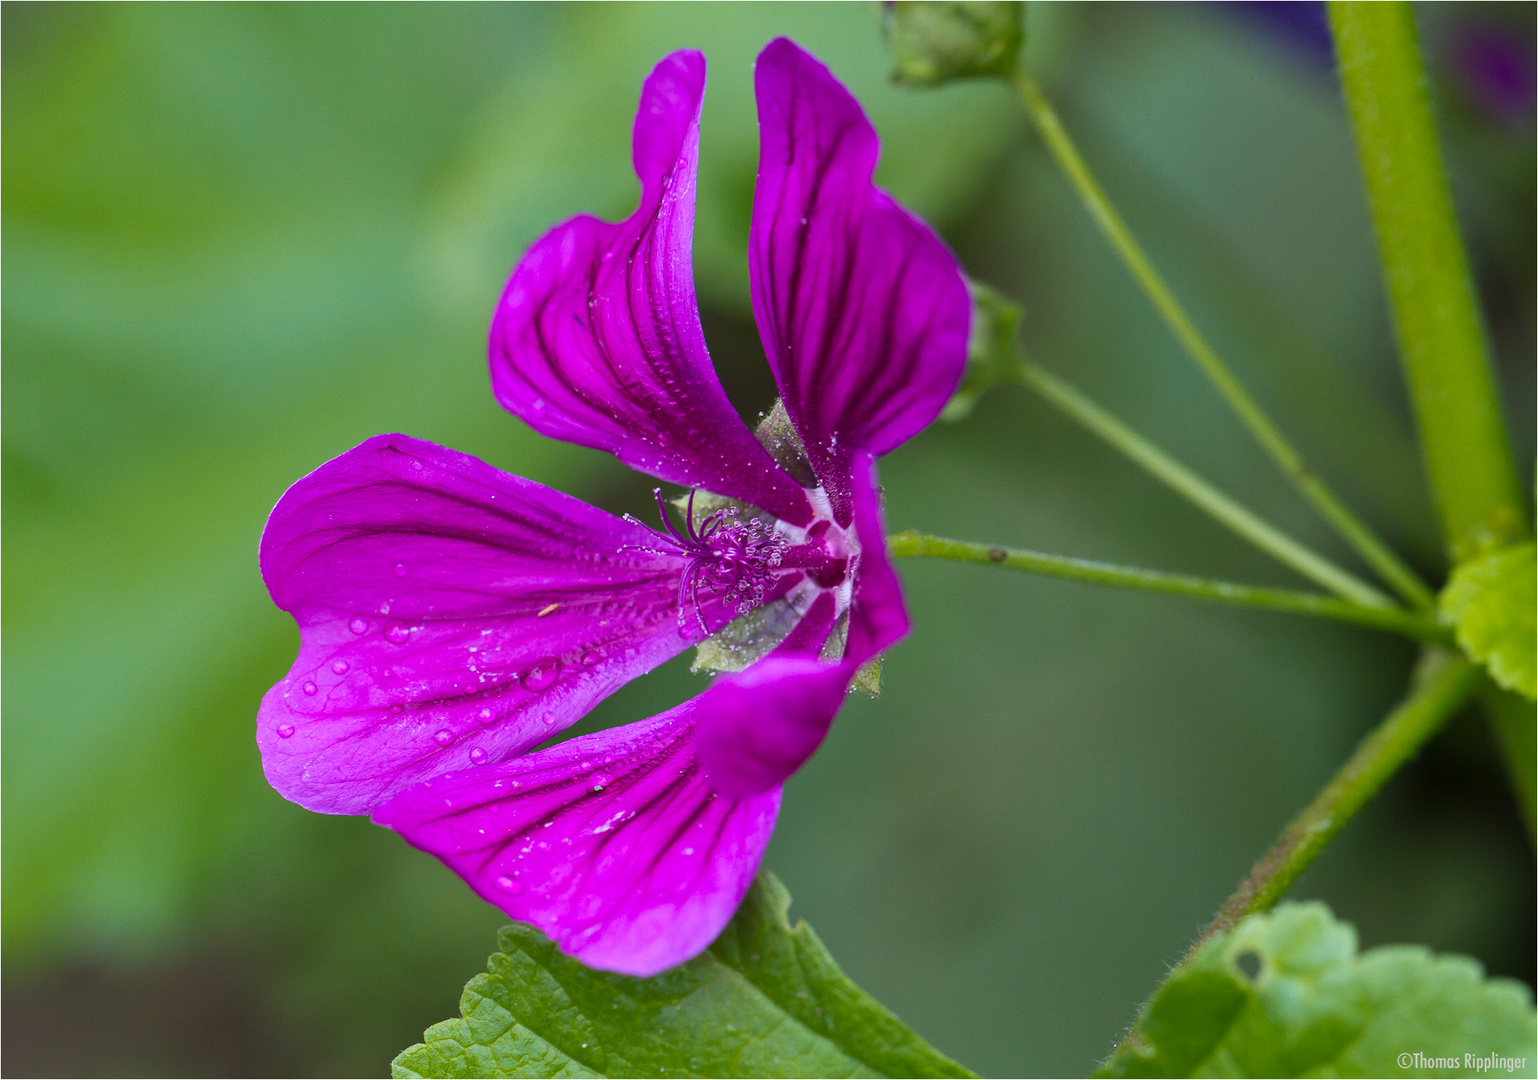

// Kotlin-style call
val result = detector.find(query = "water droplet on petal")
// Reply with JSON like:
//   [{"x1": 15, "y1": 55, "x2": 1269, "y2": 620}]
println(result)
[
  {"x1": 331, "y1": 660, "x2": 349, "y2": 675},
  {"x1": 530, "y1": 397, "x2": 547, "y2": 417},
  {"x1": 580, "y1": 651, "x2": 600, "y2": 667},
  {"x1": 434, "y1": 729, "x2": 455, "y2": 747},
  {"x1": 349, "y1": 617, "x2": 369, "y2": 635},
  {"x1": 519, "y1": 656, "x2": 561, "y2": 692},
  {"x1": 389, "y1": 704, "x2": 404, "y2": 715},
  {"x1": 276, "y1": 723, "x2": 295, "y2": 738},
  {"x1": 476, "y1": 707, "x2": 496, "y2": 725},
  {"x1": 536, "y1": 840, "x2": 551, "y2": 852},
  {"x1": 302, "y1": 681, "x2": 318, "y2": 696},
  {"x1": 495, "y1": 875, "x2": 523, "y2": 894},
  {"x1": 469, "y1": 747, "x2": 488, "y2": 765},
  {"x1": 384, "y1": 620, "x2": 411, "y2": 645},
  {"x1": 393, "y1": 562, "x2": 408, "y2": 577}
]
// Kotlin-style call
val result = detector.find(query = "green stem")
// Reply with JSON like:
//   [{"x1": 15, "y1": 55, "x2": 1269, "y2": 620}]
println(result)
[
  {"x1": 1107, "y1": 651, "x2": 1483, "y2": 1068},
  {"x1": 1013, "y1": 70, "x2": 1436, "y2": 611},
  {"x1": 887, "y1": 530, "x2": 1450, "y2": 643},
  {"x1": 1330, "y1": 3, "x2": 1527, "y2": 563},
  {"x1": 1018, "y1": 364, "x2": 1396, "y2": 609},
  {"x1": 1482, "y1": 687, "x2": 1537, "y2": 844},
  {"x1": 1196, "y1": 651, "x2": 1480, "y2": 944}
]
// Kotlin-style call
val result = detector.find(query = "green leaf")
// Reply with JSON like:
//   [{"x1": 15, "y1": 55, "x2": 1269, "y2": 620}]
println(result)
[
  {"x1": 940, "y1": 279, "x2": 1024, "y2": 422},
  {"x1": 886, "y1": 2, "x2": 1024, "y2": 87},
  {"x1": 392, "y1": 872, "x2": 974, "y2": 1079},
  {"x1": 1440, "y1": 541, "x2": 1537, "y2": 700},
  {"x1": 1097, "y1": 902, "x2": 1537, "y2": 1078}
]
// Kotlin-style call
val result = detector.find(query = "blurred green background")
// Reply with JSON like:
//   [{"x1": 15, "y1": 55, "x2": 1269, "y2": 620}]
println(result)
[{"x1": 3, "y1": 3, "x2": 1532, "y2": 1076}]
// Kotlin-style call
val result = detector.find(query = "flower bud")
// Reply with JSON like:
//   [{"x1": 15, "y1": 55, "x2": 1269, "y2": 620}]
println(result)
[
  {"x1": 941, "y1": 278, "x2": 1023, "y2": 422},
  {"x1": 886, "y1": 1, "x2": 1024, "y2": 86}
]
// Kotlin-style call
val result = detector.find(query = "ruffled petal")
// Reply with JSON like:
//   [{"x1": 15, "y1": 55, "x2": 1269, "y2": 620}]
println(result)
[
  {"x1": 749, "y1": 38, "x2": 970, "y2": 520},
  {"x1": 372, "y1": 704, "x2": 780, "y2": 977},
  {"x1": 696, "y1": 455, "x2": 908, "y2": 797},
  {"x1": 258, "y1": 434, "x2": 742, "y2": 815},
  {"x1": 490, "y1": 49, "x2": 812, "y2": 527}
]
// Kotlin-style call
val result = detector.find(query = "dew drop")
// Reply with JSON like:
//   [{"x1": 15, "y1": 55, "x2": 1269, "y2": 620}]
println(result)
[
  {"x1": 469, "y1": 747, "x2": 488, "y2": 765},
  {"x1": 331, "y1": 660, "x2": 349, "y2": 675},
  {"x1": 476, "y1": 707, "x2": 496, "y2": 725},
  {"x1": 393, "y1": 562, "x2": 408, "y2": 577},
  {"x1": 580, "y1": 651, "x2": 601, "y2": 668},
  {"x1": 530, "y1": 397, "x2": 547, "y2": 417},
  {"x1": 384, "y1": 620, "x2": 411, "y2": 645},
  {"x1": 389, "y1": 704, "x2": 404, "y2": 715},
  {"x1": 433, "y1": 729, "x2": 455, "y2": 747},
  {"x1": 519, "y1": 656, "x2": 562, "y2": 692},
  {"x1": 536, "y1": 840, "x2": 551, "y2": 852},
  {"x1": 495, "y1": 875, "x2": 523, "y2": 894},
  {"x1": 348, "y1": 617, "x2": 369, "y2": 635},
  {"x1": 276, "y1": 723, "x2": 295, "y2": 739},
  {"x1": 301, "y1": 680, "x2": 318, "y2": 696}
]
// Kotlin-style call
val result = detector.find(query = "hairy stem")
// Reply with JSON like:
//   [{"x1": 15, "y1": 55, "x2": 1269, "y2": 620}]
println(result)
[
  {"x1": 1017, "y1": 364, "x2": 1396, "y2": 609},
  {"x1": 1201, "y1": 652, "x2": 1480, "y2": 944},
  {"x1": 1107, "y1": 652, "x2": 1484, "y2": 1061},
  {"x1": 888, "y1": 530, "x2": 1448, "y2": 642},
  {"x1": 1013, "y1": 70, "x2": 1435, "y2": 611}
]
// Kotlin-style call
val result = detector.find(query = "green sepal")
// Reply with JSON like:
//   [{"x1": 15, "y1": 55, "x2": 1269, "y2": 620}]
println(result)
[
  {"x1": 392, "y1": 872, "x2": 975, "y2": 1079},
  {"x1": 1439, "y1": 540, "x2": 1537, "y2": 700},
  {"x1": 941, "y1": 279, "x2": 1024, "y2": 422},
  {"x1": 886, "y1": 1, "x2": 1024, "y2": 87},
  {"x1": 1097, "y1": 902, "x2": 1537, "y2": 1078}
]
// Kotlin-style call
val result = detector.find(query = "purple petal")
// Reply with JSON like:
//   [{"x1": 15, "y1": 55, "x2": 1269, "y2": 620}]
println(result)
[
  {"x1": 749, "y1": 38, "x2": 970, "y2": 519},
  {"x1": 490, "y1": 49, "x2": 812, "y2": 527},
  {"x1": 692, "y1": 654, "x2": 849, "y2": 800},
  {"x1": 696, "y1": 455, "x2": 908, "y2": 797},
  {"x1": 372, "y1": 704, "x2": 780, "y2": 977},
  {"x1": 258, "y1": 434, "x2": 741, "y2": 815},
  {"x1": 844, "y1": 452, "x2": 910, "y2": 662}
]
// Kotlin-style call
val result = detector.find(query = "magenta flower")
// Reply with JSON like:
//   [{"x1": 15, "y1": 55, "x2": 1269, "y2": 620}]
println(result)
[{"x1": 257, "y1": 39, "x2": 968, "y2": 976}]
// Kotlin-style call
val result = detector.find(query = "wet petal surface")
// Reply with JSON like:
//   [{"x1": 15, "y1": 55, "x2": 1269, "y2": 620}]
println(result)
[
  {"x1": 373, "y1": 704, "x2": 780, "y2": 977},
  {"x1": 490, "y1": 49, "x2": 810, "y2": 525},
  {"x1": 259, "y1": 434, "x2": 740, "y2": 814},
  {"x1": 750, "y1": 38, "x2": 970, "y2": 519}
]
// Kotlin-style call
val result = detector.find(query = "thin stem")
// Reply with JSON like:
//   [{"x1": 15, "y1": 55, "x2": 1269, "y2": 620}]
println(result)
[
  {"x1": 1200, "y1": 651, "x2": 1480, "y2": 945},
  {"x1": 1013, "y1": 70, "x2": 1436, "y2": 611},
  {"x1": 888, "y1": 530, "x2": 1450, "y2": 643},
  {"x1": 1107, "y1": 651, "x2": 1484, "y2": 1061},
  {"x1": 1017, "y1": 363, "x2": 1396, "y2": 609}
]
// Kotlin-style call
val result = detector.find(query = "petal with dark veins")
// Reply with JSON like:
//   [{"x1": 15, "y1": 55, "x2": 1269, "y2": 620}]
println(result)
[{"x1": 373, "y1": 703, "x2": 779, "y2": 977}]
